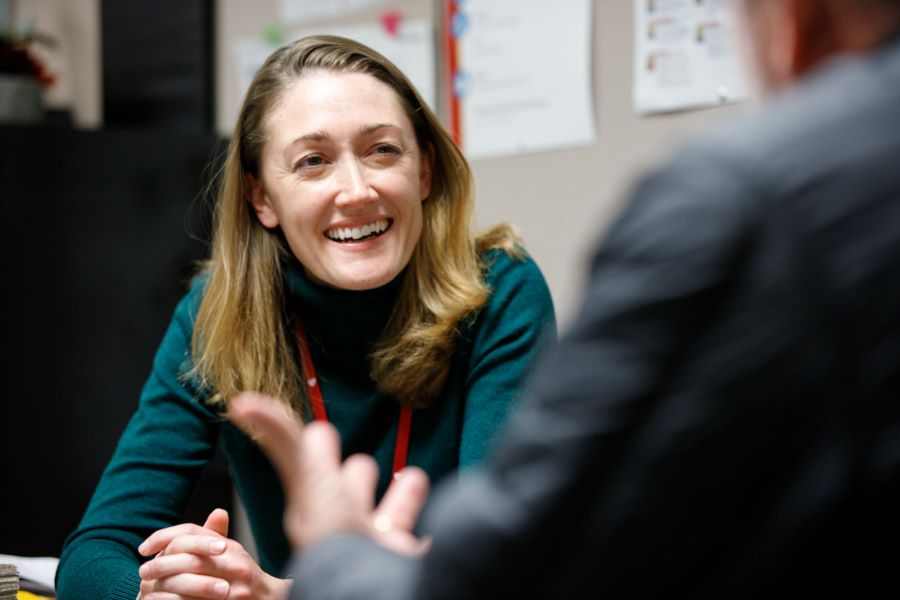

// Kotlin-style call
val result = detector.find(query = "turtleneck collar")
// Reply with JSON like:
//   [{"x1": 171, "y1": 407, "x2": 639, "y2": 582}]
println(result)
[{"x1": 284, "y1": 260, "x2": 405, "y2": 357}]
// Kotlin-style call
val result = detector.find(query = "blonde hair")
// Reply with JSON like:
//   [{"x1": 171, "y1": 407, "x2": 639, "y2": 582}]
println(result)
[{"x1": 191, "y1": 35, "x2": 521, "y2": 412}]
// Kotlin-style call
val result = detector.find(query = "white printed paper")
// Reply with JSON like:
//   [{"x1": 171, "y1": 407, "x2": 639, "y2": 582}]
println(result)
[
  {"x1": 633, "y1": 0, "x2": 749, "y2": 114},
  {"x1": 451, "y1": 0, "x2": 596, "y2": 160}
]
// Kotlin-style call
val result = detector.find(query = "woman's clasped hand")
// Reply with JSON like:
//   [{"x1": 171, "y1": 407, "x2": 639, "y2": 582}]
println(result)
[{"x1": 138, "y1": 509, "x2": 292, "y2": 600}]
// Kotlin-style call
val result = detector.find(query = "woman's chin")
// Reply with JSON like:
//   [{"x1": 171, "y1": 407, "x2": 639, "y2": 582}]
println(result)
[{"x1": 313, "y1": 264, "x2": 403, "y2": 291}]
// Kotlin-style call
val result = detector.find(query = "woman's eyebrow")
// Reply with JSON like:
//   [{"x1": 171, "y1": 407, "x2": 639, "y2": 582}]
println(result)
[
  {"x1": 287, "y1": 124, "x2": 401, "y2": 148},
  {"x1": 360, "y1": 123, "x2": 402, "y2": 136},
  {"x1": 289, "y1": 130, "x2": 329, "y2": 146}
]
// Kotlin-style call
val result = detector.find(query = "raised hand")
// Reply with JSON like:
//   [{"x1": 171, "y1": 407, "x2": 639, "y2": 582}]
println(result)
[
  {"x1": 228, "y1": 392, "x2": 431, "y2": 556},
  {"x1": 138, "y1": 508, "x2": 292, "y2": 599}
]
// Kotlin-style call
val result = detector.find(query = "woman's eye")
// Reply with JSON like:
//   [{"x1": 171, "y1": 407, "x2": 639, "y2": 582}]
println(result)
[
  {"x1": 374, "y1": 144, "x2": 401, "y2": 155},
  {"x1": 295, "y1": 155, "x2": 325, "y2": 170}
]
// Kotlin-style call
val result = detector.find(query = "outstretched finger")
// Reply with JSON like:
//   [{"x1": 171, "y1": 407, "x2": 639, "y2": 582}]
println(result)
[
  {"x1": 228, "y1": 392, "x2": 307, "y2": 494},
  {"x1": 342, "y1": 453, "x2": 379, "y2": 510},
  {"x1": 298, "y1": 420, "x2": 343, "y2": 471},
  {"x1": 375, "y1": 466, "x2": 430, "y2": 535}
]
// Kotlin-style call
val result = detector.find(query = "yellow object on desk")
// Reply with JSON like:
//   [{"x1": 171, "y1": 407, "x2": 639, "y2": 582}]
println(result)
[{"x1": 18, "y1": 592, "x2": 54, "y2": 600}]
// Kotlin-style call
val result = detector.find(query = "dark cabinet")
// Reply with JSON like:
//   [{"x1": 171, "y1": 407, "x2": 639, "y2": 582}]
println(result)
[{"x1": 0, "y1": 125, "x2": 230, "y2": 556}]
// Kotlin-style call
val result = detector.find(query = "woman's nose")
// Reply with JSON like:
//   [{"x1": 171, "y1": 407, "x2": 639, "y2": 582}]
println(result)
[{"x1": 334, "y1": 158, "x2": 376, "y2": 207}]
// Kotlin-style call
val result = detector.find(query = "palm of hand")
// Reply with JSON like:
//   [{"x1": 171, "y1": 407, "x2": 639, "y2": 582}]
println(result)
[{"x1": 228, "y1": 393, "x2": 432, "y2": 557}]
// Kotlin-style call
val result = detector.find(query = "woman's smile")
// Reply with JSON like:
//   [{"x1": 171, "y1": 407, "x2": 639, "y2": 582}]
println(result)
[{"x1": 324, "y1": 218, "x2": 393, "y2": 243}]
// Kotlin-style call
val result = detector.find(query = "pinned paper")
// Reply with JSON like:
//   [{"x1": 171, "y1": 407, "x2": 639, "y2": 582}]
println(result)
[
  {"x1": 444, "y1": 0, "x2": 596, "y2": 160},
  {"x1": 633, "y1": 0, "x2": 748, "y2": 114},
  {"x1": 451, "y1": 10, "x2": 469, "y2": 39},
  {"x1": 380, "y1": 11, "x2": 402, "y2": 38}
]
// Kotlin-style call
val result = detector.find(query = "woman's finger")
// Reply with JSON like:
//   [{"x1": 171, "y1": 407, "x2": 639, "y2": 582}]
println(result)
[
  {"x1": 140, "y1": 552, "x2": 207, "y2": 581},
  {"x1": 161, "y1": 535, "x2": 228, "y2": 557},
  {"x1": 139, "y1": 523, "x2": 225, "y2": 557},
  {"x1": 202, "y1": 508, "x2": 229, "y2": 537},
  {"x1": 143, "y1": 571, "x2": 230, "y2": 599},
  {"x1": 139, "y1": 540, "x2": 227, "y2": 581},
  {"x1": 141, "y1": 591, "x2": 207, "y2": 600}
]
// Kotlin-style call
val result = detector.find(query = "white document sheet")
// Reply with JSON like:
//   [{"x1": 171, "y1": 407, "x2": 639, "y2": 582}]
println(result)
[
  {"x1": 633, "y1": 0, "x2": 749, "y2": 114},
  {"x1": 451, "y1": 0, "x2": 596, "y2": 160}
]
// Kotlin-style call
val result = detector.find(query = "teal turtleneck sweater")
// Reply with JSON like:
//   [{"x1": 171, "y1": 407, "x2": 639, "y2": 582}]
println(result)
[{"x1": 56, "y1": 248, "x2": 555, "y2": 600}]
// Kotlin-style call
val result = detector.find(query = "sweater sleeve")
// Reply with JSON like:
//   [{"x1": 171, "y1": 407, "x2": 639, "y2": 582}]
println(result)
[
  {"x1": 55, "y1": 283, "x2": 220, "y2": 600},
  {"x1": 459, "y1": 250, "x2": 556, "y2": 468}
]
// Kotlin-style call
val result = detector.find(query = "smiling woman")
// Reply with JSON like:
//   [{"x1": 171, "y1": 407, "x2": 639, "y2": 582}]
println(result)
[{"x1": 56, "y1": 35, "x2": 556, "y2": 600}]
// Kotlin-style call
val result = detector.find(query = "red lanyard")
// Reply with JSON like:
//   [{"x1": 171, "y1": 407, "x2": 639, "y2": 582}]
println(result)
[{"x1": 292, "y1": 316, "x2": 413, "y2": 474}]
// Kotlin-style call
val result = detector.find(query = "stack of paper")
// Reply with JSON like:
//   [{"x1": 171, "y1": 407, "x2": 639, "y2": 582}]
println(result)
[
  {"x1": 0, "y1": 555, "x2": 56, "y2": 597},
  {"x1": 0, "y1": 563, "x2": 19, "y2": 599}
]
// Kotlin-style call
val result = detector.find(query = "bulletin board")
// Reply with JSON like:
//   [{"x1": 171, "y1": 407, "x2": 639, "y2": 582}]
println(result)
[{"x1": 215, "y1": 0, "x2": 746, "y2": 330}]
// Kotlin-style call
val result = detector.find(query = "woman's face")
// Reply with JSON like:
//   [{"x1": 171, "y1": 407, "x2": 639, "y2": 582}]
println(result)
[{"x1": 249, "y1": 70, "x2": 431, "y2": 290}]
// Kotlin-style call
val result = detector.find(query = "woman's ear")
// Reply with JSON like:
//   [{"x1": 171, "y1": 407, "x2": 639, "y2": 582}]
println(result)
[
  {"x1": 245, "y1": 173, "x2": 280, "y2": 229},
  {"x1": 419, "y1": 143, "x2": 434, "y2": 202}
]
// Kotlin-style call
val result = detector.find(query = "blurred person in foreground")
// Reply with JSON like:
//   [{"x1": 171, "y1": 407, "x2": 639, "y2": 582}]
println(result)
[{"x1": 230, "y1": 0, "x2": 900, "y2": 596}]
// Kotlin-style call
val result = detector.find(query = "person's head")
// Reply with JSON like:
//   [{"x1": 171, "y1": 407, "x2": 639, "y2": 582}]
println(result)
[
  {"x1": 231, "y1": 35, "x2": 470, "y2": 291},
  {"x1": 194, "y1": 36, "x2": 515, "y2": 410},
  {"x1": 737, "y1": 0, "x2": 900, "y2": 90}
]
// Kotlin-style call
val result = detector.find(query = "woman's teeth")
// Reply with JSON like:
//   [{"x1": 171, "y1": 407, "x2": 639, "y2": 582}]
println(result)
[{"x1": 325, "y1": 219, "x2": 390, "y2": 242}]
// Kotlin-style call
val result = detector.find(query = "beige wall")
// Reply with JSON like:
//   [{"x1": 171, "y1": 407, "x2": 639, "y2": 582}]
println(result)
[{"x1": 12, "y1": 0, "x2": 102, "y2": 128}]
